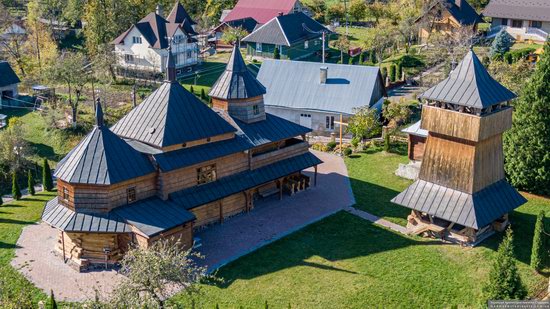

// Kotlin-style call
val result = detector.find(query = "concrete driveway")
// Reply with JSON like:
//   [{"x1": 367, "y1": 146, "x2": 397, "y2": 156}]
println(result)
[{"x1": 11, "y1": 150, "x2": 354, "y2": 301}]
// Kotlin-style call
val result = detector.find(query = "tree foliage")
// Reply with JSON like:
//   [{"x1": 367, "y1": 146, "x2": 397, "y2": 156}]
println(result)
[
  {"x1": 504, "y1": 41, "x2": 550, "y2": 196},
  {"x1": 27, "y1": 170, "x2": 35, "y2": 196},
  {"x1": 347, "y1": 106, "x2": 381, "y2": 140},
  {"x1": 110, "y1": 238, "x2": 208, "y2": 308},
  {"x1": 488, "y1": 59, "x2": 534, "y2": 95},
  {"x1": 483, "y1": 227, "x2": 527, "y2": 301},
  {"x1": 530, "y1": 210, "x2": 546, "y2": 272},
  {"x1": 42, "y1": 158, "x2": 53, "y2": 191},
  {"x1": 490, "y1": 30, "x2": 513, "y2": 58},
  {"x1": 349, "y1": 0, "x2": 367, "y2": 22},
  {"x1": 383, "y1": 99, "x2": 411, "y2": 128},
  {"x1": 12, "y1": 172, "x2": 21, "y2": 200},
  {"x1": 221, "y1": 26, "x2": 248, "y2": 46},
  {"x1": 273, "y1": 47, "x2": 281, "y2": 60}
]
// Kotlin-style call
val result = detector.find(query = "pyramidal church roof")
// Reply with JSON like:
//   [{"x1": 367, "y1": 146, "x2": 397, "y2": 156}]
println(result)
[
  {"x1": 420, "y1": 50, "x2": 517, "y2": 109},
  {"x1": 209, "y1": 44, "x2": 266, "y2": 100},
  {"x1": 111, "y1": 48, "x2": 236, "y2": 148},
  {"x1": 55, "y1": 100, "x2": 155, "y2": 185}
]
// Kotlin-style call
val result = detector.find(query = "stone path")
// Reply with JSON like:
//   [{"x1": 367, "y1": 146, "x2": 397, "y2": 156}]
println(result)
[
  {"x1": 345, "y1": 207, "x2": 409, "y2": 235},
  {"x1": 11, "y1": 150, "x2": 355, "y2": 301}
]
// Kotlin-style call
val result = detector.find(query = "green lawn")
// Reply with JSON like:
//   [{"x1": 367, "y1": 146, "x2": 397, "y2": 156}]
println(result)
[
  {"x1": 0, "y1": 191, "x2": 56, "y2": 304},
  {"x1": 170, "y1": 147, "x2": 549, "y2": 308}
]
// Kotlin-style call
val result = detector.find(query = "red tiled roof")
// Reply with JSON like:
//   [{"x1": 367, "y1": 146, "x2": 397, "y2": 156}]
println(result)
[{"x1": 223, "y1": 0, "x2": 297, "y2": 24}]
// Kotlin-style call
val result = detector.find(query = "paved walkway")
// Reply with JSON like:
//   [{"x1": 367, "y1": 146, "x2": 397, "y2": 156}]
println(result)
[{"x1": 11, "y1": 150, "x2": 355, "y2": 301}]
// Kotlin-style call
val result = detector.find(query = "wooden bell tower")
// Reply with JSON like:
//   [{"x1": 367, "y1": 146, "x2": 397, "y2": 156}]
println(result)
[{"x1": 392, "y1": 50, "x2": 526, "y2": 245}]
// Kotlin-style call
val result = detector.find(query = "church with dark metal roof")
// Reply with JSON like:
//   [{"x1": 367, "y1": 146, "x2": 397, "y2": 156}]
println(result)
[{"x1": 42, "y1": 45, "x2": 322, "y2": 271}]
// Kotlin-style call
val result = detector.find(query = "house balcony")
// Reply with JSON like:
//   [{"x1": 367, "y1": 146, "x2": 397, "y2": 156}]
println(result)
[
  {"x1": 487, "y1": 25, "x2": 548, "y2": 42},
  {"x1": 251, "y1": 139, "x2": 309, "y2": 170}
]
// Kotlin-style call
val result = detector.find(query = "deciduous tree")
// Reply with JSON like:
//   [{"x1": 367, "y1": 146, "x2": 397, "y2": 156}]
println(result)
[
  {"x1": 347, "y1": 106, "x2": 381, "y2": 141},
  {"x1": 221, "y1": 26, "x2": 248, "y2": 46},
  {"x1": 349, "y1": 0, "x2": 367, "y2": 23}
]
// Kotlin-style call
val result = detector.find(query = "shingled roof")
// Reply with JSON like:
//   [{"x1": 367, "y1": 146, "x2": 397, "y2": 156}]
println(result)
[
  {"x1": 0, "y1": 61, "x2": 21, "y2": 87},
  {"x1": 167, "y1": 1, "x2": 196, "y2": 25},
  {"x1": 209, "y1": 45, "x2": 266, "y2": 100},
  {"x1": 419, "y1": 50, "x2": 517, "y2": 108},
  {"x1": 111, "y1": 80, "x2": 236, "y2": 148},
  {"x1": 484, "y1": 0, "x2": 550, "y2": 22},
  {"x1": 242, "y1": 12, "x2": 327, "y2": 46},
  {"x1": 55, "y1": 102, "x2": 156, "y2": 185},
  {"x1": 391, "y1": 179, "x2": 526, "y2": 229}
]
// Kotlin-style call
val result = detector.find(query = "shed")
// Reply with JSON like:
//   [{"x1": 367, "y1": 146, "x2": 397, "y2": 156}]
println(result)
[
  {"x1": 401, "y1": 121, "x2": 428, "y2": 161},
  {"x1": 0, "y1": 61, "x2": 21, "y2": 108}
]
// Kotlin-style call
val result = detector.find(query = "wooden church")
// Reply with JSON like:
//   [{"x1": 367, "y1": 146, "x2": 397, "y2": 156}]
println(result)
[
  {"x1": 42, "y1": 45, "x2": 321, "y2": 271},
  {"x1": 392, "y1": 50, "x2": 526, "y2": 245}
]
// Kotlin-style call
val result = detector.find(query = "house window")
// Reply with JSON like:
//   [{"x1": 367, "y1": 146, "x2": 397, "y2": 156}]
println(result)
[
  {"x1": 314, "y1": 40, "x2": 319, "y2": 46},
  {"x1": 531, "y1": 21, "x2": 542, "y2": 28},
  {"x1": 501, "y1": 18, "x2": 508, "y2": 26},
  {"x1": 326, "y1": 116, "x2": 335, "y2": 130},
  {"x1": 127, "y1": 187, "x2": 137, "y2": 204},
  {"x1": 512, "y1": 20, "x2": 523, "y2": 28},
  {"x1": 186, "y1": 50, "x2": 192, "y2": 58},
  {"x1": 256, "y1": 42, "x2": 262, "y2": 52},
  {"x1": 304, "y1": 40, "x2": 309, "y2": 49},
  {"x1": 132, "y1": 36, "x2": 142, "y2": 44},
  {"x1": 253, "y1": 104, "x2": 259, "y2": 115},
  {"x1": 174, "y1": 35, "x2": 184, "y2": 43},
  {"x1": 197, "y1": 164, "x2": 217, "y2": 184},
  {"x1": 124, "y1": 54, "x2": 134, "y2": 63},
  {"x1": 62, "y1": 187, "x2": 69, "y2": 201}
]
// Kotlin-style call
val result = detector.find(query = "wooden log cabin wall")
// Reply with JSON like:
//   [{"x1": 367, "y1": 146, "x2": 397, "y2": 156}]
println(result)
[{"x1": 42, "y1": 45, "x2": 322, "y2": 271}]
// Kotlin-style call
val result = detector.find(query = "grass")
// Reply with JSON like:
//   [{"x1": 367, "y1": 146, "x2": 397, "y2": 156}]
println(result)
[
  {"x1": 170, "y1": 147, "x2": 549, "y2": 308},
  {"x1": 0, "y1": 191, "x2": 57, "y2": 304}
]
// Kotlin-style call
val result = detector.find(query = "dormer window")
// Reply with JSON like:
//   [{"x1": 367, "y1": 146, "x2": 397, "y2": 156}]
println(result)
[
  {"x1": 62, "y1": 187, "x2": 69, "y2": 201},
  {"x1": 127, "y1": 187, "x2": 137, "y2": 204},
  {"x1": 132, "y1": 36, "x2": 142, "y2": 44}
]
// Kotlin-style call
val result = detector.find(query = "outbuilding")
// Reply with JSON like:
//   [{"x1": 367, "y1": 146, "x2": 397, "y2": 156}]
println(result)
[{"x1": 0, "y1": 61, "x2": 21, "y2": 109}]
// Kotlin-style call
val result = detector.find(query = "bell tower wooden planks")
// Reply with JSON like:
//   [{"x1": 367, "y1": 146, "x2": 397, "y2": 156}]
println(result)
[{"x1": 391, "y1": 50, "x2": 526, "y2": 245}]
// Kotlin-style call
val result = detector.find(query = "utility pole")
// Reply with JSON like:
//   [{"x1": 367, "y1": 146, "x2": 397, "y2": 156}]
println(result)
[
  {"x1": 341, "y1": 0, "x2": 349, "y2": 35},
  {"x1": 303, "y1": 24, "x2": 330, "y2": 63},
  {"x1": 334, "y1": 114, "x2": 349, "y2": 156}
]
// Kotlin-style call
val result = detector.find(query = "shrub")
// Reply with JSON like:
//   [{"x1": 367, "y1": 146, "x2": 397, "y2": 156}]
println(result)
[
  {"x1": 351, "y1": 137, "x2": 359, "y2": 148},
  {"x1": 343, "y1": 147, "x2": 353, "y2": 156},
  {"x1": 326, "y1": 141, "x2": 337, "y2": 151},
  {"x1": 389, "y1": 64, "x2": 396, "y2": 82},
  {"x1": 369, "y1": 50, "x2": 376, "y2": 63},
  {"x1": 200, "y1": 89, "x2": 206, "y2": 100},
  {"x1": 12, "y1": 172, "x2": 21, "y2": 200},
  {"x1": 273, "y1": 47, "x2": 281, "y2": 60},
  {"x1": 28, "y1": 170, "x2": 35, "y2": 196},
  {"x1": 398, "y1": 54, "x2": 424, "y2": 67},
  {"x1": 504, "y1": 52, "x2": 513, "y2": 64},
  {"x1": 396, "y1": 62, "x2": 403, "y2": 81},
  {"x1": 42, "y1": 158, "x2": 53, "y2": 191},
  {"x1": 0, "y1": 196, "x2": 3, "y2": 206},
  {"x1": 381, "y1": 67, "x2": 388, "y2": 82},
  {"x1": 530, "y1": 210, "x2": 546, "y2": 272},
  {"x1": 359, "y1": 53, "x2": 364, "y2": 64},
  {"x1": 190, "y1": 86, "x2": 195, "y2": 94},
  {"x1": 483, "y1": 227, "x2": 527, "y2": 301},
  {"x1": 348, "y1": 56, "x2": 354, "y2": 65}
]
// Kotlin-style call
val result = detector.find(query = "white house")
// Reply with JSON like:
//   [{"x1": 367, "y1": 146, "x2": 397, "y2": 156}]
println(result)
[
  {"x1": 256, "y1": 60, "x2": 386, "y2": 136},
  {"x1": 112, "y1": 1, "x2": 199, "y2": 78},
  {"x1": 484, "y1": 0, "x2": 550, "y2": 43}
]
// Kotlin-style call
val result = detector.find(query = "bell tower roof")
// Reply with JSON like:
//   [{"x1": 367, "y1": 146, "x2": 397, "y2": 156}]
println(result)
[{"x1": 420, "y1": 50, "x2": 517, "y2": 109}]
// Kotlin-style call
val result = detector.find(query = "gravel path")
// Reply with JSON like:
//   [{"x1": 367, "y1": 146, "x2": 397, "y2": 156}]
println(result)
[{"x1": 11, "y1": 150, "x2": 354, "y2": 301}]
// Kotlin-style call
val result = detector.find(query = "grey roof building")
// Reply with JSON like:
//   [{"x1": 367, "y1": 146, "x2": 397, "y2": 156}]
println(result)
[
  {"x1": 0, "y1": 61, "x2": 21, "y2": 88},
  {"x1": 484, "y1": 0, "x2": 550, "y2": 22},
  {"x1": 209, "y1": 44, "x2": 266, "y2": 100},
  {"x1": 257, "y1": 60, "x2": 386, "y2": 114},
  {"x1": 419, "y1": 50, "x2": 517, "y2": 109},
  {"x1": 55, "y1": 102, "x2": 156, "y2": 185}
]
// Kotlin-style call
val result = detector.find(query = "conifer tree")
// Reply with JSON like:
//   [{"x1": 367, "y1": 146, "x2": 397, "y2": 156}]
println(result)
[
  {"x1": 483, "y1": 227, "x2": 527, "y2": 301},
  {"x1": 396, "y1": 62, "x2": 403, "y2": 81},
  {"x1": 504, "y1": 41, "x2": 550, "y2": 196},
  {"x1": 489, "y1": 30, "x2": 512, "y2": 58},
  {"x1": 273, "y1": 47, "x2": 280, "y2": 60},
  {"x1": 264, "y1": 300, "x2": 269, "y2": 309},
  {"x1": 0, "y1": 196, "x2": 3, "y2": 206},
  {"x1": 49, "y1": 289, "x2": 58, "y2": 309},
  {"x1": 389, "y1": 64, "x2": 396, "y2": 82},
  {"x1": 42, "y1": 158, "x2": 53, "y2": 191},
  {"x1": 530, "y1": 210, "x2": 546, "y2": 272},
  {"x1": 359, "y1": 52, "x2": 364, "y2": 64},
  {"x1": 190, "y1": 85, "x2": 195, "y2": 94},
  {"x1": 12, "y1": 172, "x2": 21, "y2": 200},
  {"x1": 381, "y1": 67, "x2": 387, "y2": 82},
  {"x1": 369, "y1": 50, "x2": 376, "y2": 63},
  {"x1": 200, "y1": 88, "x2": 206, "y2": 101},
  {"x1": 28, "y1": 170, "x2": 35, "y2": 195},
  {"x1": 348, "y1": 56, "x2": 354, "y2": 65}
]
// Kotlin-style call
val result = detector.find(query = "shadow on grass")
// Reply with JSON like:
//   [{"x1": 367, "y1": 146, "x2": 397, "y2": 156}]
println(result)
[
  {"x1": 0, "y1": 218, "x2": 36, "y2": 225},
  {"x1": 28, "y1": 142, "x2": 63, "y2": 162},
  {"x1": 0, "y1": 241, "x2": 21, "y2": 249},
  {"x1": 214, "y1": 211, "x2": 441, "y2": 288}
]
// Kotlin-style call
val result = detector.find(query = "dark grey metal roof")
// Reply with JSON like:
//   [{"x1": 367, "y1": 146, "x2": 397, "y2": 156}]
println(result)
[
  {"x1": 54, "y1": 104, "x2": 156, "y2": 185},
  {"x1": 401, "y1": 121, "x2": 428, "y2": 138},
  {"x1": 153, "y1": 135, "x2": 251, "y2": 172},
  {"x1": 423, "y1": 0, "x2": 482, "y2": 25},
  {"x1": 167, "y1": 1, "x2": 197, "y2": 26},
  {"x1": 209, "y1": 45, "x2": 266, "y2": 100},
  {"x1": 257, "y1": 60, "x2": 386, "y2": 114},
  {"x1": 111, "y1": 81, "x2": 237, "y2": 148},
  {"x1": 0, "y1": 61, "x2": 21, "y2": 87},
  {"x1": 113, "y1": 197, "x2": 195, "y2": 237},
  {"x1": 42, "y1": 198, "x2": 131, "y2": 233},
  {"x1": 242, "y1": 12, "x2": 327, "y2": 46},
  {"x1": 391, "y1": 179, "x2": 526, "y2": 229},
  {"x1": 171, "y1": 152, "x2": 322, "y2": 210},
  {"x1": 419, "y1": 50, "x2": 517, "y2": 108},
  {"x1": 484, "y1": 0, "x2": 550, "y2": 22}
]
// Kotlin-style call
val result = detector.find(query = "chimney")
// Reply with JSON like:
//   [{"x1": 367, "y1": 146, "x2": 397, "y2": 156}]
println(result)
[
  {"x1": 156, "y1": 4, "x2": 163, "y2": 16},
  {"x1": 455, "y1": 0, "x2": 463, "y2": 8},
  {"x1": 320, "y1": 66, "x2": 328, "y2": 84}
]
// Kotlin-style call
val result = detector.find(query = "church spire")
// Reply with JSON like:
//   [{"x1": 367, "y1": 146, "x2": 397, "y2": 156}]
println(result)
[
  {"x1": 166, "y1": 38, "x2": 176, "y2": 82},
  {"x1": 95, "y1": 98, "x2": 104, "y2": 127}
]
